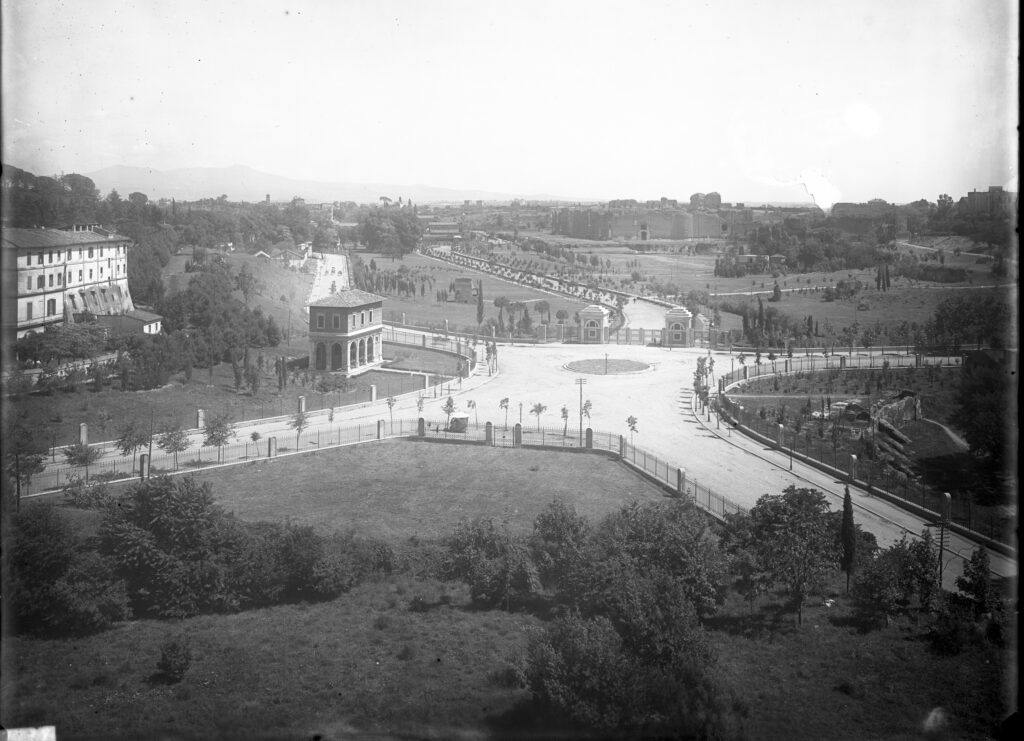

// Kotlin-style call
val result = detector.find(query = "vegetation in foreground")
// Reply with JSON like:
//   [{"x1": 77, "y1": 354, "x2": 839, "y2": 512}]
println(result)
[{"x1": 2, "y1": 452, "x2": 1012, "y2": 740}]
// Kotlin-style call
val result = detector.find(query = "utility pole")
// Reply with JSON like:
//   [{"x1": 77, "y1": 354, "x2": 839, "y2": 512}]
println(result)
[{"x1": 575, "y1": 377, "x2": 586, "y2": 446}]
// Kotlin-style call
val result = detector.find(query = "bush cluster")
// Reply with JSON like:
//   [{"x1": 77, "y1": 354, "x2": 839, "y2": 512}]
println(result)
[{"x1": 8, "y1": 476, "x2": 393, "y2": 635}]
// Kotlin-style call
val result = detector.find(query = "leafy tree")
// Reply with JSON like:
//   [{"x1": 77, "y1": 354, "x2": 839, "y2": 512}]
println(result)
[
  {"x1": 235, "y1": 263, "x2": 257, "y2": 306},
  {"x1": 626, "y1": 415, "x2": 638, "y2": 446},
  {"x1": 156, "y1": 424, "x2": 191, "y2": 470},
  {"x1": 530, "y1": 402, "x2": 547, "y2": 430},
  {"x1": 499, "y1": 397, "x2": 510, "y2": 429},
  {"x1": 748, "y1": 486, "x2": 838, "y2": 624},
  {"x1": 2, "y1": 409, "x2": 48, "y2": 511},
  {"x1": 63, "y1": 442, "x2": 101, "y2": 482},
  {"x1": 203, "y1": 413, "x2": 235, "y2": 462},
  {"x1": 288, "y1": 409, "x2": 309, "y2": 449},
  {"x1": 951, "y1": 361, "x2": 1010, "y2": 465},
  {"x1": 955, "y1": 547, "x2": 1000, "y2": 620},
  {"x1": 561, "y1": 405, "x2": 569, "y2": 436},
  {"x1": 582, "y1": 399, "x2": 592, "y2": 425},
  {"x1": 386, "y1": 396, "x2": 397, "y2": 431},
  {"x1": 529, "y1": 499, "x2": 591, "y2": 590},
  {"x1": 445, "y1": 518, "x2": 540, "y2": 609},
  {"x1": 249, "y1": 431, "x2": 262, "y2": 458},
  {"x1": 8, "y1": 505, "x2": 129, "y2": 635},
  {"x1": 441, "y1": 396, "x2": 457, "y2": 428},
  {"x1": 416, "y1": 396, "x2": 425, "y2": 414},
  {"x1": 117, "y1": 420, "x2": 150, "y2": 473},
  {"x1": 840, "y1": 485, "x2": 857, "y2": 594},
  {"x1": 466, "y1": 399, "x2": 477, "y2": 426}
]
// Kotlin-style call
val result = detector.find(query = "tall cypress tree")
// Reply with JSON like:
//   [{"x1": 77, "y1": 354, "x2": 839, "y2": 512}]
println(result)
[
  {"x1": 840, "y1": 484, "x2": 857, "y2": 594},
  {"x1": 476, "y1": 281, "x2": 484, "y2": 325}
]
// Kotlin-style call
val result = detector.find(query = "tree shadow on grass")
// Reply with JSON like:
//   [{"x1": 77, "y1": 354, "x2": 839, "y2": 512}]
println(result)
[
  {"x1": 827, "y1": 613, "x2": 883, "y2": 635},
  {"x1": 704, "y1": 601, "x2": 799, "y2": 639},
  {"x1": 486, "y1": 698, "x2": 591, "y2": 741}
]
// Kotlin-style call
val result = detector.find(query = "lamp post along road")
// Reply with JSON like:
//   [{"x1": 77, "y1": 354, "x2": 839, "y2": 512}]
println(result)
[{"x1": 575, "y1": 377, "x2": 586, "y2": 446}]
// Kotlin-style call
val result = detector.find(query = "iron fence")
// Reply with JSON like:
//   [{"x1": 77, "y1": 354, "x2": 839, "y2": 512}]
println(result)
[{"x1": 26, "y1": 417, "x2": 748, "y2": 526}]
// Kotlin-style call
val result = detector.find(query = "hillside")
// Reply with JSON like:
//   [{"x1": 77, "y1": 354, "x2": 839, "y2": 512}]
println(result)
[{"x1": 85, "y1": 165, "x2": 573, "y2": 204}]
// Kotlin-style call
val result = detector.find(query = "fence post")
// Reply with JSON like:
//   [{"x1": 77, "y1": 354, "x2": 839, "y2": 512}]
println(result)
[
  {"x1": 418, "y1": 418, "x2": 426, "y2": 437},
  {"x1": 139, "y1": 452, "x2": 150, "y2": 480},
  {"x1": 849, "y1": 454, "x2": 857, "y2": 481},
  {"x1": 79, "y1": 423, "x2": 88, "y2": 445},
  {"x1": 485, "y1": 421, "x2": 493, "y2": 445},
  {"x1": 298, "y1": 396, "x2": 306, "y2": 414},
  {"x1": 619, "y1": 435, "x2": 625, "y2": 459},
  {"x1": 377, "y1": 420, "x2": 384, "y2": 439},
  {"x1": 267, "y1": 437, "x2": 277, "y2": 458},
  {"x1": 585, "y1": 428, "x2": 593, "y2": 449},
  {"x1": 677, "y1": 468, "x2": 686, "y2": 497}
]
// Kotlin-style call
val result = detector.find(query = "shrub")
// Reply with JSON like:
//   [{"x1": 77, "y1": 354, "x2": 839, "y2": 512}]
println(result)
[
  {"x1": 156, "y1": 638, "x2": 192, "y2": 683},
  {"x1": 8, "y1": 506, "x2": 129, "y2": 636},
  {"x1": 63, "y1": 476, "x2": 118, "y2": 509}
]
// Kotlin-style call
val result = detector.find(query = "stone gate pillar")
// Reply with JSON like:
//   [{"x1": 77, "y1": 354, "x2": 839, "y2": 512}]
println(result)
[
  {"x1": 417, "y1": 418, "x2": 426, "y2": 437},
  {"x1": 139, "y1": 453, "x2": 150, "y2": 479},
  {"x1": 619, "y1": 435, "x2": 626, "y2": 458},
  {"x1": 377, "y1": 420, "x2": 385, "y2": 439},
  {"x1": 513, "y1": 423, "x2": 522, "y2": 446},
  {"x1": 677, "y1": 468, "x2": 686, "y2": 497},
  {"x1": 79, "y1": 423, "x2": 88, "y2": 445},
  {"x1": 267, "y1": 437, "x2": 277, "y2": 458},
  {"x1": 585, "y1": 428, "x2": 593, "y2": 449},
  {"x1": 485, "y1": 421, "x2": 493, "y2": 444},
  {"x1": 298, "y1": 396, "x2": 306, "y2": 414},
  {"x1": 849, "y1": 454, "x2": 858, "y2": 481}
]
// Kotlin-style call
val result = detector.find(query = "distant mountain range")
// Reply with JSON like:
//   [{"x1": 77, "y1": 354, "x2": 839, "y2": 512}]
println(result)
[{"x1": 84, "y1": 165, "x2": 576, "y2": 204}]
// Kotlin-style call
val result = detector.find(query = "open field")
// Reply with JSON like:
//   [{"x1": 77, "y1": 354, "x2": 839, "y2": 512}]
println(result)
[
  {"x1": 140, "y1": 440, "x2": 670, "y2": 539},
  {"x1": 7, "y1": 346, "x2": 459, "y2": 448},
  {"x1": 5, "y1": 442, "x2": 1010, "y2": 740},
  {"x1": 357, "y1": 250, "x2": 589, "y2": 331}
]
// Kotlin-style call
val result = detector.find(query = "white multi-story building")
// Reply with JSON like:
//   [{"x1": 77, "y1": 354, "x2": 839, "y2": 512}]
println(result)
[{"x1": 2, "y1": 225, "x2": 135, "y2": 338}]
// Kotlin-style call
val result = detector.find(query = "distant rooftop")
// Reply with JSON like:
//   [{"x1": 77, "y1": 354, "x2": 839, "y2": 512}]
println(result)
[
  {"x1": 308, "y1": 289, "x2": 384, "y2": 308},
  {"x1": 1, "y1": 226, "x2": 131, "y2": 249}
]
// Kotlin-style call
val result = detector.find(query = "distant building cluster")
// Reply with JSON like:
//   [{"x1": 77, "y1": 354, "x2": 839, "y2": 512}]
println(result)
[
  {"x1": 551, "y1": 192, "x2": 753, "y2": 241},
  {"x1": 961, "y1": 186, "x2": 1016, "y2": 217}
]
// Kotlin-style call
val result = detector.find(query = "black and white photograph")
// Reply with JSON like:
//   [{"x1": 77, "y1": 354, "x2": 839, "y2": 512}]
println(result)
[{"x1": 1, "y1": 1, "x2": 1017, "y2": 739}]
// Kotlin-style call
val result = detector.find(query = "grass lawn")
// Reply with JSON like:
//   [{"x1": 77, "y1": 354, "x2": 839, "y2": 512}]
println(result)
[
  {"x1": 707, "y1": 578, "x2": 1010, "y2": 741},
  {"x1": 5, "y1": 443, "x2": 1011, "y2": 740},
  {"x1": 8, "y1": 346, "x2": 459, "y2": 448},
  {"x1": 358, "y1": 250, "x2": 589, "y2": 332},
  {"x1": 157, "y1": 440, "x2": 670, "y2": 539}
]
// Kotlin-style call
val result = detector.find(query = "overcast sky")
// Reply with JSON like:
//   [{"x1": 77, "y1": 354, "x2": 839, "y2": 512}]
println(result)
[{"x1": 2, "y1": 0, "x2": 1017, "y2": 205}]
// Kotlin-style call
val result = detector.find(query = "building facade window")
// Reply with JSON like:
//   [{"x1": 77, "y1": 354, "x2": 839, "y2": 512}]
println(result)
[
  {"x1": 58, "y1": 273, "x2": 63, "y2": 285},
  {"x1": 26, "y1": 277, "x2": 31, "y2": 291},
  {"x1": 46, "y1": 299, "x2": 57, "y2": 316},
  {"x1": 89, "y1": 269, "x2": 93, "y2": 280},
  {"x1": 48, "y1": 251, "x2": 53, "y2": 263},
  {"x1": 368, "y1": 310, "x2": 373, "y2": 323},
  {"x1": 332, "y1": 314, "x2": 341, "y2": 329},
  {"x1": 37, "y1": 253, "x2": 44, "y2": 265},
  {"x1": 88, "y1": 248, "x2": 94, "y2": 258},
  {"x1": 78, "y1": 270, "x2": 83, "y2": 281},
  {"x1": 25, "y1": 302, "x2": 32, "y2": 320},
  {"x1": 37, "y1": 276, "x2": 44, "y2": 289},
  {"x1": 316, "y1": 313, "x2": 325, "y2": 329},
  {"x1": 48, "y1": 274, "x2": 54, "y2": 287}
]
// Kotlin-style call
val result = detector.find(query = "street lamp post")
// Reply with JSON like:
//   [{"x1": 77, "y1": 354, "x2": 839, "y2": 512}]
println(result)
[{"x1": 575, "y1": 377, "x2": 587, "y2": 446}]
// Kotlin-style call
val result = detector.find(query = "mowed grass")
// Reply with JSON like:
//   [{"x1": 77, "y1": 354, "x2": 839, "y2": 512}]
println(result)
[
  {"x1": 6, "y1": 442, "x2": 1011, "y2": 740},
  {"x1": 176, "y1": 440, "x2": 670, "y2": 539},
  {"x1": 359, "y1": 250, "x2": 589, "y2": 331}
]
